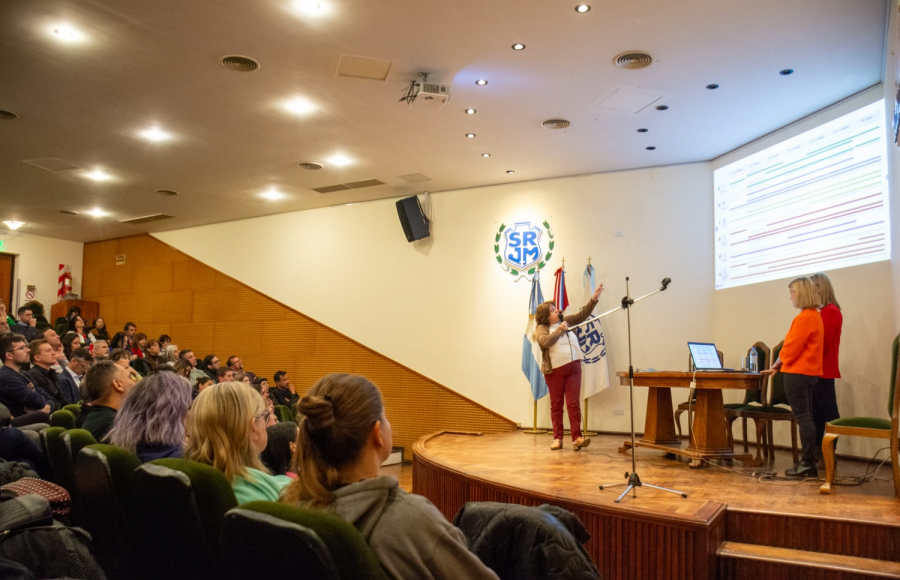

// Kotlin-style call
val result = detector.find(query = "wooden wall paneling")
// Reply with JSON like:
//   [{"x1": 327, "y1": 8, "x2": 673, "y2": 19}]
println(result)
[
  {"x1": 115, "y1": 294, "x2": 153, "y2": 328},
  {"x1": 97, "y1": 265, "x2": 135, "y2": 296},
  {"x1": 173, "y1": 260, "x2": 216, "y2": 292},
  {"x1": 150, "y1": 290, "x2": 193, "y2": 324},
  {"x1": 133, "y1": 263, "x2": 174, "y2": 294},
  {"x1": 191, "y1": 289, "x2": 227, "y2": 323}
]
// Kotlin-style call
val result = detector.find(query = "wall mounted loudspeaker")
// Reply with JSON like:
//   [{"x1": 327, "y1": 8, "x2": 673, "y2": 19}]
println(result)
[{"x1": 395, "y1": 196, "x2": 430, "y2": 242}]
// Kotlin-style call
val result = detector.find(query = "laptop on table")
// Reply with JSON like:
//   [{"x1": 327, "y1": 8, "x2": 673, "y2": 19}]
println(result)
[{"x1": 687, "y1": 342, "x2": 734, "y2": 372}]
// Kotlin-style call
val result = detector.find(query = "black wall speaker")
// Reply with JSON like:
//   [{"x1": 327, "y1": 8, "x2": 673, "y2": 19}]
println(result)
[{"x1": 395, "y1": 196, "x2": 430, "y2": 242}]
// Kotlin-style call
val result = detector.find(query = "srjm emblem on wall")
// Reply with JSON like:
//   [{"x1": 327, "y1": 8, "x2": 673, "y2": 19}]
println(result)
[{"x1": 493, "y1": 220, "x2": 554, "y2": 277}]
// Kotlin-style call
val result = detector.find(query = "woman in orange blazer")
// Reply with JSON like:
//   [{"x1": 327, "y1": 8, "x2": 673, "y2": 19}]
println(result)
[{"x1": 763, "y1": 277, "x2": 824, "y2": 478}]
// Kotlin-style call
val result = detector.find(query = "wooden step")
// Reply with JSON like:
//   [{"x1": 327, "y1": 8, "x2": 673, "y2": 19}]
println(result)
[{"x1": 718, "y1": 541, "x2": 900, "y2": 579}]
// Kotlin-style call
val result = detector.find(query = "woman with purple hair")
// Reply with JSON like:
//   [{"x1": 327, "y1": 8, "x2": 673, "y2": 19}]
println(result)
[{"x1": 107, "y1": 370, "x2": 192, "y2": 462}]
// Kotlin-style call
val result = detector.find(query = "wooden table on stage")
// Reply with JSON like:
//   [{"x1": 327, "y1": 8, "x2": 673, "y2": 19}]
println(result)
[{"x1": 616, "y1": 371, "x2": 764, "y2": 468}]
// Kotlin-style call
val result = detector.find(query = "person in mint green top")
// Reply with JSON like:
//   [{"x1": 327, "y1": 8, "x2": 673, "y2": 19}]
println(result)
[{"x1": 185, "y1": 381, "x2": 290, "y2": 503}]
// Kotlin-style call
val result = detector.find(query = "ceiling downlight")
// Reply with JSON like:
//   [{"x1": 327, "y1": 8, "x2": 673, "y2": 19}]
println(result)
[
  {"x1": 219, "y1": 55, "x2": 261, "y2": 72},
  {"x1": 542, "y1": 118, "x2": 571, "y2": 129},
  {"x1": 298, "y1": 162, "x2": 323, "y2": 170},
  {"x1": 614, "y1": 51, "x2": 653, "y2": 70}
]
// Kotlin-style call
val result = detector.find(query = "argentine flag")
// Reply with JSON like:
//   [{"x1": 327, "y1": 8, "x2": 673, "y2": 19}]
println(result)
[{"x1": 521, "y1": 272, "x2": 549, "y2": 400}]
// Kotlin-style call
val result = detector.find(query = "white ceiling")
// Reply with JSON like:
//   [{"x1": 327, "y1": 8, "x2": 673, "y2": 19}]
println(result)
[{"x1": 0, "y1": 0, "x2": 888, "y2": 242}]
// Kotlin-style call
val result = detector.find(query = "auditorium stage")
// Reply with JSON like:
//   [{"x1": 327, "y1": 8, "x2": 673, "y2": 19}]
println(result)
[{"x1": 412, "y1": 431, "x2": 900, "y2": 580}]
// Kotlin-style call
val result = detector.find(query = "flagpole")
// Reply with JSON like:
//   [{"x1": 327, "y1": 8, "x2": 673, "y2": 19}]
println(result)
[{"x1": 522, "y1": 400, "x2": 547, "y2": 434}]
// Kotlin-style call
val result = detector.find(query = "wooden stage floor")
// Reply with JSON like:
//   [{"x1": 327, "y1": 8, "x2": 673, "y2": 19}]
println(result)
[{"x1": 411, "y1": 430, "x2": 900, "y2": 579}]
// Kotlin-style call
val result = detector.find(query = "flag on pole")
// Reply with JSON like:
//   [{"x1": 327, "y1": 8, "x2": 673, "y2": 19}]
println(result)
[
  {"x1": 521, "y1": 272, "x2": 549, "y2": 400},
  {"x1": 553, "y1": 266, "x2": 568, "y2": 312},
  {"x1": 571, "y1": 260, "x2": 609, "y2": 398}
]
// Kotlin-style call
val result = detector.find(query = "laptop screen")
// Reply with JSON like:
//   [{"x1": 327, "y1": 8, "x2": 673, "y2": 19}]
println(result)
[{"x1": 687, "y1": 342, "x2": 723, "y2": 370}]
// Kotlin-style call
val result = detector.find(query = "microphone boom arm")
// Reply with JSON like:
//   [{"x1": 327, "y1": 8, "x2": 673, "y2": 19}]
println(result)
[{"x1": 568, "y1": 277, "x2": 671, "y2": 331}]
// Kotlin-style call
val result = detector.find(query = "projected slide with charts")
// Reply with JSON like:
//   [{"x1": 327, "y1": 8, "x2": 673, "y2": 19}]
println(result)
[{"x1": 714, "y1": 100, "x2": 890, "y2": 290}]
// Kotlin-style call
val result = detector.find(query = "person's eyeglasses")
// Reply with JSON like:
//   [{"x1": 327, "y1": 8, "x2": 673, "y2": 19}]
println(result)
[
  {"x1": 256, "y1": 410, "x2": 271, "y2": 423},
  {"x1": 13, "y1": 345, "x2": 28, "y2": 352}
]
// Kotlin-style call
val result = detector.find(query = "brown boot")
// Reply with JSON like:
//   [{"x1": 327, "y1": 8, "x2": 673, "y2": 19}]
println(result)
[
  {"x1": 573, "y1": 436, "x2": 591, "y2": 450},
  {"x1": 550, "y1": 439, "x2": 562, "y2": 451}
]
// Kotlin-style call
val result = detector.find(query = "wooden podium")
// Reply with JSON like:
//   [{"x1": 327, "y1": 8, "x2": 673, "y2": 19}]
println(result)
[
  {"x1": 50, "y1": 299, "x2": 100, "y2": 325},
  {"x1": 617, "y1": 371, "x2": 763, "y2": 467}
]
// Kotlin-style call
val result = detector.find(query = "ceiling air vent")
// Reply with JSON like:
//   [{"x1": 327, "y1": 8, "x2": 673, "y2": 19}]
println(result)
[
  {"x1": 0, "y1": 110, "x2": 19, "y2": 120},
  {"x1": 298, "y1": 162, "x2": 323, "y2": 170},
  {"x1": 219, "y1": 55, "x2": 260, "y2": 72},
  {"x1": 541, "y1": 118, "x2": 571, "y2": 130},
  {"x1": 119, "y1": 213, "x2": 175, "y2": 225},
  {"x1": 313, "y1": 179, "x2": 386, "y2": 194},
  {"x1": 614, "y1": 51, "x2": 653, "y2": 70},
  {"x1": 58, "y1": 210, "x2": 80, "y2": 216},
  {"x1": 154, "y1": 189, "x2": 178, "y2": 196}
]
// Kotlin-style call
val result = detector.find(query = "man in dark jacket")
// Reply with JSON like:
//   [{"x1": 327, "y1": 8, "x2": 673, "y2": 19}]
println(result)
[
  {"x1": 270, "y1": 371, "x2": 299, "y2": 408},
  {"x1": 10, "y1": 308, "x2": 37, "y2": 343},
  {"x1": 0, "y1": 335, "x2": 50, "y2": 425},
  {"x1": 77, "y1": 360, "x2": 136, "y2": 441},
  {"x1": 58, "y1": 348, "x2": 93, "y2": 406},
  {"x1": 25, "y1": 340, "x2": 63, "y2": 412}
]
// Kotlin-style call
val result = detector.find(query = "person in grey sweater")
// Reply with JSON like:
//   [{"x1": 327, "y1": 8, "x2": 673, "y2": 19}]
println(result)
[{"x1": 281, "y1": 373, "x2": 499, "y2": 580}]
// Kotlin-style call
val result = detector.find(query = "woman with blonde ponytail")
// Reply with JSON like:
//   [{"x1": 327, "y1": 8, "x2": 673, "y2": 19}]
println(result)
[{"x1": 281, "y1": 373, "x2": 499, "y2": 580}]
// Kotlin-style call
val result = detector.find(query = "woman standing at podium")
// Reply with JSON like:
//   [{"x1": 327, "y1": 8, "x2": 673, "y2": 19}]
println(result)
[
  {"x1": 763, "y1": 277, "x2": 824, "y2": 478},
  {"x1": 534, "y1": 284, "x2": 604, "y2": 451}
]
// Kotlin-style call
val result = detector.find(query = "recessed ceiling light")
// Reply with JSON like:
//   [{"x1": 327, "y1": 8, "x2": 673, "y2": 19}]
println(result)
[
  {"x1": 51, "y1": 24, "x2": 86, "y2": 43},
  {"x1": 84, "y1": 169, "x2": 112, "y2": 182},
  {"x1": 2, "y1": 221, "x2": 25, "y2": 230},
  {"x1": 138, "y1": 126, "x2": 173, "y2": 142},
  {"x1": 506, "y1": 170, "x2": 515, "y2": 174},
  {"x1": 575, "y1": 4, "x2": 591, "y2": 13},
  {"x1": 706, "y1": 83, "x2": 719, "y2": 90},
  {"x1": 482, "y1": 153, "x2": 491, "y2": 158},
  {"x1": 465, "y1": 108, "x2": 476, "y2": 115},
  {"x1": 656, "y1": 105, "x2": 669, "y2": 111},
  {"x1": 646, "y1": 146, "x2": 656, "y2": 151},
  {"x1": 780, "y1": 69, "x2": 794, "y2": 76},
  {"x1": 87, "y1": 208, "x2": 107, "y2": 218},
  {"x1": 292, "y1": 0, "x2": 327, "y2": 17},
  {"x1": 475, "y1": 79, "x2": 488, "y2": 86},
  {"x1": 637, "y1": 128, "x2": 648, "y2": 133},
  {"x1": 466, "y1": 133, "x2": 476, "y2": 138},
  {"x1": 511, "y1": 43, "x2": 526, "y2": 50},
  {"x1": 260, "y1": 187, "x2": 286, "y2": 201},
  {"x1": 282, "y1": 97, "x2": 317, "y2": 116},
  {"x1": 326, "y1": 153, "x2": 353, "y2": 167}
]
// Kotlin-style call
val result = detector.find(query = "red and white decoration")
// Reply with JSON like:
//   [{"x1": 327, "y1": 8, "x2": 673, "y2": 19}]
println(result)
[{"x1": 58, "y1": 264, "x2": 72, "y2": 301}]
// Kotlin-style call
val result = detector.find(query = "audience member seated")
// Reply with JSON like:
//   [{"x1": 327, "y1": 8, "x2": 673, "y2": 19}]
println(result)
[
  {"x1": 131, "y1": 341, "x2": 155, "y2": 376},
  {"x1": 11, "y1": 307, "x2": 38, "y2": 342},
  {"x1": 193, "y1": 375, "x2": 213, "y2": 399},
  {"x1": 0, "y1": 403, "x2": 50, "y2": 478},
  {"x1": 107, "y1": 371, "x2": 192, "y2": 463},
  {"x1": 91, "y1": 339, "x2": 109, "y2": 359},
  {"x1": 270, "y1": 370, "x2": 299, "y2": 408},
  {"x1": 184, "y1": 381, "x2": 290, "y2": 504},
  {"x1": 281, "y1": 373, "x2": 500, "y2": 580},
  {"x1": 60, "y1": 348, "x2": 93, "y2": 405},
  {"x1": 0, "y1": 301, "x2": 14, "y2": 328},
  {"x1": 0, "y1": 334, "x2": 51, "y2": 426},
  {"x1": 68, "y1": 315, "x2": 92, "y2": 345},
  {"x1": 110, "y1": 321, "x2": 137, "y2": 350},
  {"x1": 227, "y1": 356, "x2": 256, "y2": 382},
  {"x1": 65, "y1": 305, "x2": 81, "y2": 324},
  {"x1": 162, "y1": 344, "x2": 180, "y2": 366},
  {"x1": 78, "y1": 359, "x2": 137, "y2": 441},
  {"x1": 250, "y1": 378, "x2": 277, "y2": 426},
  {"x1": 202, "y1": 354, "x2": 221, "y2": 380},
  {"x1": 131, "y1": 333, "x2": 147, "y2": 359},
  {"x1": 89, "y1": 317, "x2": 109, "y2": 342},
  {"x1": 172, "y1": 359, "x2": 193, "y2": 380},
  {"x1": 144, "y1": 339, "x2": 163, "y2": 367},
  {"x1": 61, "y1": 332, "x2": 83, "y2": 362},
  {"x1": 158, "y1": 334, "x2": 172, "y2": 352},
  {"x1": 216, "y1": 367, "x2": 234, "y2": 383},
  {"x1": 179, "y1": 349, "x2": 208, "y2": 385},
  {"x1": 261, "y1": 422, "x2": 298, "y2": 477},
  {"x1": 0, "y1": 316, "x2": 9, "y2": 336},
  {"x1": 40, "y1": 328, "x2": 63, "y2": 370},
  {"x1": 25, "y1": 339, "x2": 63, "y2": 411}
]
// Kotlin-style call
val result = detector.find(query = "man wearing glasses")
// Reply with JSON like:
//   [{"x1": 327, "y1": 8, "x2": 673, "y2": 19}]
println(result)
[{"x1": 0, "y1": 334, "x2": 51, "y2": 426}]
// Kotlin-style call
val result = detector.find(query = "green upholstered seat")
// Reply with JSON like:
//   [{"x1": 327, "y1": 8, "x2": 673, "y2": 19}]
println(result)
[
  {"x1": 50, "y1": 409, "x2": 76, "y2": 430},
  {"x1": 821, "y1": 333, "x2": 900, "y2": 497},
  {"x1": 40, "y1": 426, "x2": 68, "y2": 485},
  {"x1": 74, "y1": 444, "x2": 141, "y2": 580},
  {"x1": 67, "y1": 429, "x2": 98, "y2": 459},
  {"x1": 274, "y1": 405, "x2": 294, "y2": 423},
  {"x1": 229, "y1": 501, "x2": 389, "y2": 580},
  {"x1": 133, "y1": 458, "x2": 238, "y2": 580},
  {"x1": 63, "y1": 404, "x2": 82, "y2": 415}
]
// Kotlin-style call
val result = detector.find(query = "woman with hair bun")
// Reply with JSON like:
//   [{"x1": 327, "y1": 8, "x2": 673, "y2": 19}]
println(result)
[
  {"x1": 281, "y1": 373, "x2": 499, "y2": 580},
  {"x1": 185, "y1": 381, "x2": 289, "y2": 503}
]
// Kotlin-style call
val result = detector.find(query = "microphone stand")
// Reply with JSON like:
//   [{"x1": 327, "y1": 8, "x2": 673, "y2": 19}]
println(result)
[{"x1": 598, "y1": 276, "x2": 688, "y2": 503}]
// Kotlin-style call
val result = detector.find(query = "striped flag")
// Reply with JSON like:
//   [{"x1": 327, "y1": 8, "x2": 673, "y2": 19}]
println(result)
[
  {"x1": 521, "y1": 272, "x2": 549, "y2": 400},
  {"x1": 572, "y1": 261, "x2": 609, "y2": 398},
  {"x1": 553, "y1": 266, "x2": 568, "y2": 312}
]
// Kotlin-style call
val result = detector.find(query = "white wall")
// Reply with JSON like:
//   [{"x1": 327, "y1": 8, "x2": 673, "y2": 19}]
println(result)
[
  {"x1": 0, "y1": 232, "x2": 84, "y2": 313},
  {"x1": 156, "y1": 162, "x2": 714, "y2": 433},
  {"x1": 712, "y1": 87, "x2": 898, "y2": 458}
]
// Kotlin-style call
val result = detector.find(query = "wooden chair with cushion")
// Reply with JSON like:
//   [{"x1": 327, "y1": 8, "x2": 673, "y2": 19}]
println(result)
[
  {"x1": 222, "y1": 501, "x2": 390, "y2": 580},
  {"x1": 50, "y1": 409, "x2": 76, "y2": 430},
  {"x1": 724, "y1": 342, "x2": 770, "y2": 462},
  {"x1": 74, "y1": 444, "x2": 142, "y2": 580},
  {"x1": 819, "y1": 333, "x2": 900, "y2": 497},
  {"x1": 132, "y1": 458, "x2": 238, "y2": 580},
  {"x1": 676, "y1": 349, "x2": 723, "y2": 440},
  {"x1": 739, "y1": 341, "x2": 799, "y2": 463}
]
